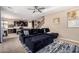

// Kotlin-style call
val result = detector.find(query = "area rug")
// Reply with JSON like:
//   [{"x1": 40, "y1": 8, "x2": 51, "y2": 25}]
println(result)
[{"x1": 23, "y1": 39, "x2": 79, "y2": 53}]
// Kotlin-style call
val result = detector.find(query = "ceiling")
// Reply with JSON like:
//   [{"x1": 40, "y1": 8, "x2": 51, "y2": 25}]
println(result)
[{"x1": 1, "y1": 6, "x2": 74, "y2": 20}]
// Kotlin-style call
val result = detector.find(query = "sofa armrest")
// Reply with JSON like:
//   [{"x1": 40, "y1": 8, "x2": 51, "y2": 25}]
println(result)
[{"x1": 44, "y1": 33, "x2": 59, "y2": 38}]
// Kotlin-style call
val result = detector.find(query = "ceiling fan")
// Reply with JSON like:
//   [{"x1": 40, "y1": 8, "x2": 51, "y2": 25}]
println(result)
[{"x1": 28, "y1": 6, "x2": 45, "y2": 13}]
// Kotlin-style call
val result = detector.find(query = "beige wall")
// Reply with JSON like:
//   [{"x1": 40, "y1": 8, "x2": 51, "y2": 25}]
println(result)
[{"x1": 41, "y1": 7, "x2": 79, "y2": 41}]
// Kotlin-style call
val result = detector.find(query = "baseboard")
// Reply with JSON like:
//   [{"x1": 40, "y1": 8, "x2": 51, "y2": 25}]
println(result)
[{"x1": 59, "y1": 38, "x2": 79, "y2": 45}]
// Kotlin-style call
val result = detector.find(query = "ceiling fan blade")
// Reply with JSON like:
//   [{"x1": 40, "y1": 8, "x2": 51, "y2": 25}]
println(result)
[
  {"x1": 28, "y1": 8, "x2": 35, "y2": 10},
  {"x1": 38, "y1": 9, "x2": 42, "y2": 13},
  {"x1": 39, "y1": 8, "x2": 45, "y2": 10},
  {"x1": 33, "y1": 11, "x2": 35, "y2": 13}
]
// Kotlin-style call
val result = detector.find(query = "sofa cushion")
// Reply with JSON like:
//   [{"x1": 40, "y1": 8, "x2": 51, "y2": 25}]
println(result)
[
  {"x1": 38, "y1": 29, "x2": 44, "y2": 34},
  {"x1": 42, "y1": 28, "x2": 50, "y2": 33},
  {"x1": 29, "y1": 29, "x2": 44, "y2": 35},
  {"x1": 23, "y1": 30, "x2": 29, "y2": 36}
]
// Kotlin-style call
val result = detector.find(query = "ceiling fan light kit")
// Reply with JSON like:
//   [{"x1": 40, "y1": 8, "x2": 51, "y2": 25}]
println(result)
[{"x1": 28, "y1": 6, "x2": 45, "y2": 13}]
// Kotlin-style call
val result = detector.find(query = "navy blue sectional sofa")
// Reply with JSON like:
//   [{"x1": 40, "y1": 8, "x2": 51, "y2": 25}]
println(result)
[{"x1": 19, "y1": 28, "x2": 59, "y2": 53}]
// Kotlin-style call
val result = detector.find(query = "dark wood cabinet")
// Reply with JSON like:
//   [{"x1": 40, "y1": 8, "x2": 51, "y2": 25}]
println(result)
[
  {"x1": 3, "y1": 30, "x2": 8, "y2": 37},
  {"x1": 8, "y1": 29, "x2": 16, "y2": 34}
]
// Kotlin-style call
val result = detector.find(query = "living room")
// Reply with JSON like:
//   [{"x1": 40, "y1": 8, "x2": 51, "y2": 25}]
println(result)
[{"x1": 0, "y1": 6, "x2": 79, "y2": 53}]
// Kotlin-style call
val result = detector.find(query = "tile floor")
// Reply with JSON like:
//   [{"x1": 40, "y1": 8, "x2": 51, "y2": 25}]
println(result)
[{"x1": 0, "y1": 33, "x2": 26, "y2": 53}]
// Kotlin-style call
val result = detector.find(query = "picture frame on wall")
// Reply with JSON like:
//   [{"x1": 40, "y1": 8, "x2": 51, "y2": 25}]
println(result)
[
  {"x1": 67, "y1": 10, "x2": 77, "y2": 20},
  {"x1": 67, "y1": 10, "x2": 79, "y2": 27},
  {"x1": 53, "y1": 17, "x2": 60, "y2": 24}
]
